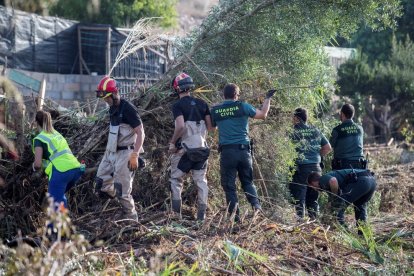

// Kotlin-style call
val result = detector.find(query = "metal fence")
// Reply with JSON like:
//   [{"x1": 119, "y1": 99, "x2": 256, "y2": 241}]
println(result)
[
  {"x1": 78, "y1": 25, "x2": 170, "y2": 94},
  {"x1": 0, "y1": 6, "x2": 171, "y2": 89}
]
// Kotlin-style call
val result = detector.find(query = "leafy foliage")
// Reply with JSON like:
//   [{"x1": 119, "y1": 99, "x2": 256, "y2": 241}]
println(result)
[
  {"x1": 50, "y1": 0, "x2": 177, "y2": 27},
  {"x1": 338, "y1": 0, "x2": 412, "y2": 63},
  {"x1": 167, "y1": 0, "x2": 401, "y2": 182},
  {"x1": 4, "y1": 0, "x2": 178, "y2": 28},
  {"x1": 1, "y1": 0, "x2": 55, "y2": 15},
  {"x1": 337, "y1": 36, "x2": 414, "y2": 140},
  {"x1": 179, "y1": 0, "x2": 401, "y2": 85},
  {"x1": 340, "y1": 222, "x2": 414, "y2": 273}
]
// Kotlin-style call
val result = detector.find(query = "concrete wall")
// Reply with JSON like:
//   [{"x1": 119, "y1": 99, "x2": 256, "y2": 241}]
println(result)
[{"x1": 5, "y1": 68, "x2": 104, "y2": 108}]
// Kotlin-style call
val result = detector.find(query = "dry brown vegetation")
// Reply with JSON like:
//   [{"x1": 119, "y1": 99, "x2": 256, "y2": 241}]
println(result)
[
  {"x1": 1, "y1": 0, "x2": 413, "y2": 272},
  {"x1": 0, "y1": 98, "x2": 413, "y2": 274}
]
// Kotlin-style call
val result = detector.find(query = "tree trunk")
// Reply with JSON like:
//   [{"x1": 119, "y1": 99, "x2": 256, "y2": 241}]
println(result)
[{"x1": 364, "y1": 97, "x2": 398, "y2": 143}]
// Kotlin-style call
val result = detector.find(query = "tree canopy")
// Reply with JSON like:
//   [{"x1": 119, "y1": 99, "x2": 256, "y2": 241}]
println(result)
[
  {"x1": 2, "y1": 0, "x2": 178, "y2": 28},
  {"x1": 174, "y1": 0, "x2": 402, "y2": 113},
  {"x1": 156, "y1": 0, "x2": 402, "y2": 176},
  {"x1": 337, "y1": 36, "x2": 414, "y2": 141},
  {"x1": 335, "y1": 0, "x2": 414, "y2": 142},
  {"x1": 338, "y1": 0, "x2": 413, "y2": 63}
]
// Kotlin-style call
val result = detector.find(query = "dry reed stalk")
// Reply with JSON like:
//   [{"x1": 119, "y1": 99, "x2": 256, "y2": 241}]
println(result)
[{"x1": 108, "y1": 18, "x2": 161, "y2": 76}]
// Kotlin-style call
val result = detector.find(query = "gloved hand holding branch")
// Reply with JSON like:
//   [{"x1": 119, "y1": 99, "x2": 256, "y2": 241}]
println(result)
[{"x1": 265, "y1": 89, "x2": 277, "y2": 99}]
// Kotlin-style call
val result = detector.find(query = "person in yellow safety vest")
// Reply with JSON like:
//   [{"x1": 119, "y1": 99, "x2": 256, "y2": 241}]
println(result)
[{"x1": 32, "y1": 110, "x2": 83, "y2": 209}]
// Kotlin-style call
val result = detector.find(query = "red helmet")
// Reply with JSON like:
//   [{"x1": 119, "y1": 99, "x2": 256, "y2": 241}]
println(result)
[
  {"x1": 172, "y1": 73, "x2": 194, "y2": 93},
  {"x1": 96, "y1": 76, "x2": 118, "y2": 98}
]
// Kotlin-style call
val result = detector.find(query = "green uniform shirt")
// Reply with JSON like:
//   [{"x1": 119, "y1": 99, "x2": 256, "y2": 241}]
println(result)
[
  {"x1": 330, "y1": 119, "x2": 364, "y2": 160},
  {"x1": 292, "y1": 122, "x2": 329, "y2": 164},
  {"x1": 211, "y1": 100, "x2": 256, "y2": 145},
  {"x1": 320, "y1": 169, "x2": 367, "y2": 191}
]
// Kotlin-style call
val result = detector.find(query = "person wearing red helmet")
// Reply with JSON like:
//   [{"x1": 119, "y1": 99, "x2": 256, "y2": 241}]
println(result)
[
  {"x1": 95, "y1": 76, "x2": 145, "y2": 221},
  {"x1": 168, "y1": 72, "x2": 213, "y2": 222}
]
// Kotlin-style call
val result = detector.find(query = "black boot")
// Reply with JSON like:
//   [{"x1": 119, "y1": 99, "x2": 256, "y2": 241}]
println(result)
[
  {"x1": 197, "y1": 204, "x2": 207, "y2": 221},
  {"x1": 172, "y1": 199, "x2": 182, "y2": 214}
]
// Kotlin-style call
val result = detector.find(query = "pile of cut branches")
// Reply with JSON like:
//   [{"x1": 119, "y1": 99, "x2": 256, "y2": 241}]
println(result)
[{"x1": 0, "y1": 0, "x2": 409, "y2": 273}]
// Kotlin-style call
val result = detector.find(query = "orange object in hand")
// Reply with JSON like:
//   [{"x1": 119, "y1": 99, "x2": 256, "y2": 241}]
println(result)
[{"x1": 128, "y1": 152, "x2": 139, "y2": 171}]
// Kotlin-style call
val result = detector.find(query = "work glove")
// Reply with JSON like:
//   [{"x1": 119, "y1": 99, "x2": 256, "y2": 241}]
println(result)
[
  {"x1": 30, "y1": 163, "x2": 43, "y2": 181},
  {"x1": 128, "y1": 152, "x2": 139, "y2": 171},
  {"x1": 265, "y1": 89, "x2": 277, "y2": 99}
]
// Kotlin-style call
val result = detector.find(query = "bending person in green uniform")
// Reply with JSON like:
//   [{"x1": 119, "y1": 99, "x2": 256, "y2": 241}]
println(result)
[{"x1": 307, "y1": 169, "x2": 376, "y2": 228}]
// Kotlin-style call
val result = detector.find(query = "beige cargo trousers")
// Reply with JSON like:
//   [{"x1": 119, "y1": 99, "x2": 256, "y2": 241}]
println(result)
[
  {"x1": 170, "y1": 153, "x2": 208, "y2": 205},
  {"x1": 170, "y1": 121, "x2": 209, "y2": 216},
  {"x1": 96, "y1": 123, "x2": 138, "y2": 217}
]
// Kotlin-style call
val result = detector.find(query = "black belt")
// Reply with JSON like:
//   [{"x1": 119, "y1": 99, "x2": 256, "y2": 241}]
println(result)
[
  {"x1": 356, "y1": 171, "x2": 374, "y2": 177},
  {"x1": 334, "y1": 158, "x2": 364, "y2": 163},
  {"x1": 219, "y1": 144, "x2": 251, "y2": 151},
  {"x1": 297, "y1": 163, "x2": 320, "y2": 167},
  {"x1": 117, "y1": 145, "x2": 134, "y2": 151}
]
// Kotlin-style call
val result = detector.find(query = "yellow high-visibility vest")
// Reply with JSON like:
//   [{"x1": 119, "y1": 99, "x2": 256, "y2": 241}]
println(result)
[{"x1": 32, "y1": 130, "x2": 80, "y2": 179}]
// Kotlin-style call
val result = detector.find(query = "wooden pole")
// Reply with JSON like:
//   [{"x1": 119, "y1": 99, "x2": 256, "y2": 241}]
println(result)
[
  {"x1": 37, "y1": 77, "x2": 46, "y2": 111},
  {"x1": 106, "y1": 27, "x2": 111, "y2": 75},
  {"x1": 78, "y1": 26, "x2": 83, "y2": 74},
  {"x1": 252, "y1": 155, "x2": 269, "y2": 199}
]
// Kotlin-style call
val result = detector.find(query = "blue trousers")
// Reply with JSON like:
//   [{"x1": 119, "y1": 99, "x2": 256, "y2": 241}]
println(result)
[
  {"x1": 289, "y1": 164, "x2": 321, "y2": 219},
  {"x1": 220, "y1": 147, "x2": 260, "y2": 219},
  {"x1": 48, "y1": 166, "x2": 83, "y2": 209}
]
